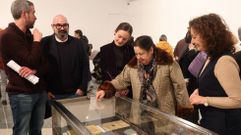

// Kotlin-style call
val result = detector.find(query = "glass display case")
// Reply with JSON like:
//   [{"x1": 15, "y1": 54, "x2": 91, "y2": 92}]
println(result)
[{"x1": 51, "y1": 96, "x2": 217, "y2": 135}]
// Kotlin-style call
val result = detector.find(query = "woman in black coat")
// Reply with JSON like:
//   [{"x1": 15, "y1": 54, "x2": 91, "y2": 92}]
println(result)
[{"x1": 99, "y1": 22, "x2": 134, "y2": 98}]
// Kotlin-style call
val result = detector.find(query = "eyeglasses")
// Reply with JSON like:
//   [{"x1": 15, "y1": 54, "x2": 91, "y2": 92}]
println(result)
[{"x1": 52, "y1": 23, "x2": 69, "y2": 29}]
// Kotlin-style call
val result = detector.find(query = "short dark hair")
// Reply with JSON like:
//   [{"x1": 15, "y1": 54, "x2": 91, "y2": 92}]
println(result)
[
  {"x1": 133, "y1": 35, "x2": 155, "y2": 52},
  {"x1": 159, "y1": 34, "x2": 167, "y2": 41},
  {"x1": 184, "y1": 30, "x2": 192, "y2": 44},
  {"x1": 11, "y1": 0, "x2": 33, "y2": 20},
  {"x1": 238, "y1": 27, "x2": 241, "y2": 41},
  {"x1": 74, "y1": 29, "x2": 83, "y2": 37},
  {"x1": 115, "y1": 22, "x2": 133, "y2": 35}
]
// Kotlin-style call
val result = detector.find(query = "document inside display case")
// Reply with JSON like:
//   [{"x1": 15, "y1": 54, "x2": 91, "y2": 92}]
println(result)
[
  {"x1": 83, "y1": 114, "x2": 153, "y2": 135},
  {"x1": 52, "y1": 96, "x2": 217, "y2": 135},
  {"x1": 85, "y1": 119, "x2": 136, "y2": 135}
]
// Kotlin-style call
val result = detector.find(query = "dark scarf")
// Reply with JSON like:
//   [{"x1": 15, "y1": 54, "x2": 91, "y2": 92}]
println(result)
[{"x1": 138, "y1": 57, "x2": 158, "y2": 107}]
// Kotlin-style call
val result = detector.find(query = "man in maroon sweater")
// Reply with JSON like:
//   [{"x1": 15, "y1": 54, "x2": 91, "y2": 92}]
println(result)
[{"x1": 0, "y1": 0, "x2": 48, "y2": 135}]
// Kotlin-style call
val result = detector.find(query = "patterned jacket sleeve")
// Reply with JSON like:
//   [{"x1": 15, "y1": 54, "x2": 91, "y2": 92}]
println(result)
[
  {"x1": 110, "y1": 65, "x2": 132, "y2": 91},
  {"x1": 169, "y1": 61, "x2": 193, "y2": 109}
]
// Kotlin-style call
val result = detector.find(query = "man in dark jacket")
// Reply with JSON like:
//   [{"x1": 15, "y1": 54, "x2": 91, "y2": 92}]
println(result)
[
  {"x1": 0, "y1": 0, "x2": 48, "y2": 135},
  {"x1": 41, "y1": 14, "x2": 90, "y2": 99}
]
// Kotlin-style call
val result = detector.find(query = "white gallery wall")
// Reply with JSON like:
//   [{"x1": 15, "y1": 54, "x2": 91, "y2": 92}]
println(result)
[{"x1": 1, "y1": 0, "x2": 241, "y2": 50}]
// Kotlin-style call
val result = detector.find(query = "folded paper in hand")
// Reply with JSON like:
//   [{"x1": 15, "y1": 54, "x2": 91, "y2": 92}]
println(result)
[{"x1": 7, "y1": 60, "x2": 39, "y2": 85}]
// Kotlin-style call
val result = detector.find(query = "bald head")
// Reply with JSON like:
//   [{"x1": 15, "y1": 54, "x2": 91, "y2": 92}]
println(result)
[
  {"x1": 52, "y1": 14, "x2": 68, "y2": 24},
  {"x1": 51, "y1": 14, "x2": 69, "y2": 41}
]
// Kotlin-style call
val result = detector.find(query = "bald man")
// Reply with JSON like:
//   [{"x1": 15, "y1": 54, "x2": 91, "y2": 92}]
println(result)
[{"x1": 41, "y1": 14, "x2": 90, "y2": 100}]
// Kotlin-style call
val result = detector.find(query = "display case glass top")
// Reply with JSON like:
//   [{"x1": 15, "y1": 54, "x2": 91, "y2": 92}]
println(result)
[{"x1": 52, "y1": 96, "x2": 217, "y2": 135}]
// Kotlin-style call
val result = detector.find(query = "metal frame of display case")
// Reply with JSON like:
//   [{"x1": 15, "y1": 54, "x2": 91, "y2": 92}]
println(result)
[
  {"x1": 118, "y1": 97, "x2": 213, "y2": 134},
  {"x1": 51, "y1": 98, "x2": 92, "y2": 135},
  {"x1": 51, "y1": 96, "x2": 217, "y2": 135},
  {"x1": 122, "y1": 97, "x2": 216, "y2": 135}
]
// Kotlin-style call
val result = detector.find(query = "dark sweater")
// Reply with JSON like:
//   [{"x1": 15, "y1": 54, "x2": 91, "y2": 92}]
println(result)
[
  {"x1": 41, "y1": 35, "x2": 90, "y2": 95},
  {"x1": 100, "y1": 41, "x2": 134, "y2": 81},
  {"x1": 199, "y1": 54, "x2": 241, "y2": 135},
  {"x1": 0, "y1": 23, "x2": 48, "y2": 93}
]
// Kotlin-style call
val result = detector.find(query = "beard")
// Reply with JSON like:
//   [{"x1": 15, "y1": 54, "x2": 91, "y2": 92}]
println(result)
[
  {"x1": 56, "y1": 30, "x2": 68, "y2": 40},
  {"x1": 26, "y1": 21, "x2": 34, "y2": 29}
]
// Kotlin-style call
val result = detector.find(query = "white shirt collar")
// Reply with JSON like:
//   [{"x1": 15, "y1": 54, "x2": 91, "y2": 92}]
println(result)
[{"x1": 54, "y1": 35, "x2": 68, "y2": 43}]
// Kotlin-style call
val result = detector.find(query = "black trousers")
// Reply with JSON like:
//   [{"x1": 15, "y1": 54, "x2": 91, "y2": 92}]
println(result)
[{"x1": 200, "y1": 108, "x2": 241, "y2": 135}]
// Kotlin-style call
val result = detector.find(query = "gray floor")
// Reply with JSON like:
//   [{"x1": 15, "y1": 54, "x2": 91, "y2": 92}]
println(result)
[
  {"x1": 0, "y1": 99, "x2": 13, "y2": 129},
  {"x1": 0, "y1": 93, "x2": 52, "y2": 129},
  {"x1": 0, "y1": 78, "x2": 99, "y2": 134},
  {"x1": 0, "y1": 94, "x2": 52, "y2": 134}
]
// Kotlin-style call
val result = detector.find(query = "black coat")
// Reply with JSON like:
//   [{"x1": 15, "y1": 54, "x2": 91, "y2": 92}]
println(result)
[
  {"x1": 178, "y1": 44, "x2": 199, "y2": 94},
  {"x1": 100, "y1": 41, "x2": 134, "y2": 81},
  {"x1": 41, "y1": 35, "x2": 90, "y2": 95}
]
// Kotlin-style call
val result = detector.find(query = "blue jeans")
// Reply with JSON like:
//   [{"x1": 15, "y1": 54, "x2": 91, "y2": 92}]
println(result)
[{"x1": 9, "y1": 91, "x2": 48, "y2": 135}]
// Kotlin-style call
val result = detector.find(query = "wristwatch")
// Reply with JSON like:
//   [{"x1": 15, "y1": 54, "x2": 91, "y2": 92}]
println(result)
[{"x1": 204, "y1": 98, "x2": 209, "y2": 107}]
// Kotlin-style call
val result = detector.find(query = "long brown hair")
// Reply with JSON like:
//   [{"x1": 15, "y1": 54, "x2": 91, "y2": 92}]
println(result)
[{"x1": 189, "y1": 13, "x2": 235, "y2": 60}]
